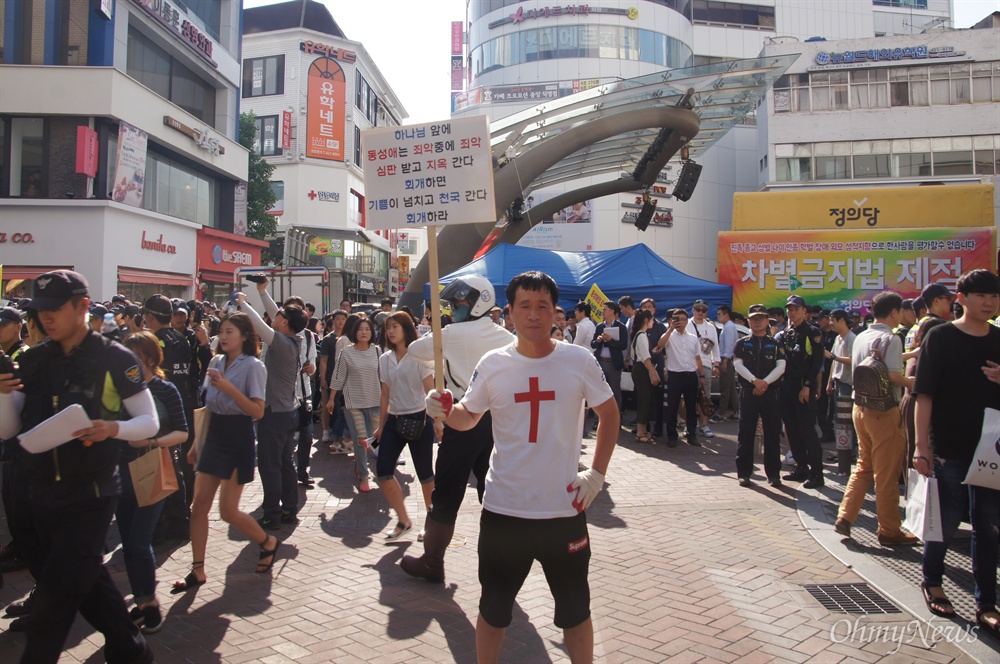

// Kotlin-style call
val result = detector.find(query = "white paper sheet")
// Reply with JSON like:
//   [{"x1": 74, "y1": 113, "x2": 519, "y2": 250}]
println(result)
[
  {"x1": 18, "y1": 404, "x2": 94, "y2": 454},
  {"x1": 605, "y1": 327, "x2": 620, "y2": 341}
]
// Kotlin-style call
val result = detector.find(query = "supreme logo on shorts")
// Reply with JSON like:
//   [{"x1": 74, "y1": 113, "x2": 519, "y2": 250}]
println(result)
[{"x1": 567, "y1": 536, "x2": 589, "y2": 554}]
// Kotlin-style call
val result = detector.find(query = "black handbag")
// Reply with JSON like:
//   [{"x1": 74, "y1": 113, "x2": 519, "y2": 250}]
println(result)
[{"x1": 394, "y1": 412, "x2": 426, "y2": 441}]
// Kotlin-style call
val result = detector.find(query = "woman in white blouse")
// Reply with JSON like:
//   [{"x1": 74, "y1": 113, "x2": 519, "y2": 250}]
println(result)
[
  {"x1": 630, "y1": 309, "x2": 660, "y2": 443},
  {"x1": 328, "y1": 317, "x2": 381, "y2": 492},
  {"x1": 373, "y1": 312, "x2": 436, "y2": 541}
]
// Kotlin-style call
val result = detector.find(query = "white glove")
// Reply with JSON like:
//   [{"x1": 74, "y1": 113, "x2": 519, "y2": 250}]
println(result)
[
  {"x1": 567, "y1": 467, "x2": 605, "y2": 512},
  {"x1": 425, "y1": 389, "x2": 454, "y2": 420}
]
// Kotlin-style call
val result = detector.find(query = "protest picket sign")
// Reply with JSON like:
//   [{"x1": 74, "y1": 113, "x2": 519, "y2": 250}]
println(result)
[
  {"x1": 585, "y1": 283, "x2": 611, "y2": 323},
  {"x1": 362, "y1": 115, "x2": 497, "y2": 391}
]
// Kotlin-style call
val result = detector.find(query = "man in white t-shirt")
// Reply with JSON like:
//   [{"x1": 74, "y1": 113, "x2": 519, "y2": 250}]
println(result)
[
  {"x1": 572, "y1": 301, "x2": 596, "y2": 350},
  {"x1": 425, "y1": 271, "x2": 618, "y2": 664},
  {"x1": 656, "y1": 308, "x2": 704, "y2": 447},
  {"x1": 690, "y1": 299, "x2": 721, "y2": 439}
]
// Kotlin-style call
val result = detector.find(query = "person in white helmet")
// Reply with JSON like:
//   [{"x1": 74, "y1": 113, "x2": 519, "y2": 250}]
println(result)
[{"x1": 399, "y1": 275, "x2": 515, "y2": 583}]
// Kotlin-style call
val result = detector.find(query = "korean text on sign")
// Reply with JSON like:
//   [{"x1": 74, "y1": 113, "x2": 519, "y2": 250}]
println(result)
[{"x1": 360, "y1": 116, "x2": 496, "y2": 231}]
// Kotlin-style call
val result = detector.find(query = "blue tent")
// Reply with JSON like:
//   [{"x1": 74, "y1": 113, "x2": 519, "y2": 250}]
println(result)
[{"x1": 425, "y1": 243, "x2": 733, "y2": 315}]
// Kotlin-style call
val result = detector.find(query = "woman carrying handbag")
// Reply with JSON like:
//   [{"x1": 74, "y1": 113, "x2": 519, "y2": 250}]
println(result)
[
  {"x1": 630, "y1": 310, "x2": 660, "y2": 443},
  {"x1": 117, "y1": 332, "x2": 189, "y2": 634},
  {"x1": 374, "y1": 313, "x2": 435, "y2": 541}
]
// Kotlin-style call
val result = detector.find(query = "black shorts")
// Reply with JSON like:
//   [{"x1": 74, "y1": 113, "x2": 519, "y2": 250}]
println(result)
[{"x1": 478, "y1": 509, "x2": 591, "y2": 630}]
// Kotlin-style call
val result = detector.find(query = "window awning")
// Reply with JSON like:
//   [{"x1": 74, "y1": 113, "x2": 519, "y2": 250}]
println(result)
[
  {"x1": 1, "y1": 266, "x2": 73, "y2": 281},
  {"x1": 199, "y1": 269, "x2": 235, "y2": 284},
  {"x1": 118, "y1": 267, "x2": 192, "y2": 288}
]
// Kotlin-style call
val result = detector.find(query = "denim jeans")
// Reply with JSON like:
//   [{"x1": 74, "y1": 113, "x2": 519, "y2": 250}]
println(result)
[
  {"x1": 345, "y1": 406, "x2": 379, "y2": 481},
  {"x1": 923, "y1": 456, "x2": 1000, "y2": 609},
  {"x1": 116, "y1": 461, "x2": 166, "y2": 603}
]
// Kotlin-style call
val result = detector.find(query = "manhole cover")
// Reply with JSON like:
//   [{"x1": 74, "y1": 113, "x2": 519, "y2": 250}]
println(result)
[{"x1": 804, "y1": 583, "x2": 901, "y2": 615}]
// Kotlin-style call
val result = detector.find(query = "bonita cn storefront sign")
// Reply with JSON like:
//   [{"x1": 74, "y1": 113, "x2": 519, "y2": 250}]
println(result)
[{"x1": 141, "y1": 231, "x2": 177, "y2": 255}]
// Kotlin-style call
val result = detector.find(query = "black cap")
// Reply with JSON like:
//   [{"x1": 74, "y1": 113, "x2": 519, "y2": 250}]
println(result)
[
  {"x1": 28, "y1": 270, "x2": 90, "y2": 311},
  {"x1": 693, "y1": 299, "x2": 708, "y2": 308},
  {"x1": 0, "y1": 307, "x2": 24, "y2": 324},
  {"x1": 111, "y1": 294, "x2": 128, "y2": 304},
  {"x1": 921, "y1": 282, "x2": 955, "y2": 306},
  {"x1": 124, "y1": 304, "x2": 140, "y2": 317},
  {"x1": 143, "y1": 295, "x2": 172, "y2": 317},
  {"x1": 817, "y1": 309, "x2": 831, "y2": 319},
  {"x1": 170, "y1": 298, "x2": 189, "y2": 316},
  {"x1": 786, "y1": 294, "x2": 807, "y2": 308},
  {"x1": 747, "y1": 304, "x2": 768, "y2": 318},
  {"x1": 89, "y1": 303, "x2": 109, "y2": 319}
]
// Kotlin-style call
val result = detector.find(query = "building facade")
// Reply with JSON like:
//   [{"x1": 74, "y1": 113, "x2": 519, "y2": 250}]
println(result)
[
  {"x1": 0, "y1": 0, "x2": 266, "y2": 304},
  {"x1": 456, "y1": 0, "x2": 960, "y2": 282},
  {"x1": 241, "y1": 0, "x2": 412, "y2": 305}
]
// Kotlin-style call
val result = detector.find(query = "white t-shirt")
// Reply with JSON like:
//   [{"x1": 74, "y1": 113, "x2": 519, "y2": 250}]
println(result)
[
  {"x1": 379, "y1": 350, "x2": 433, "y2": 415},
  {"x1": 461, "y1": 341, "x2": 614, "y2": 519},
  {"x1": 690, "y1": 319, "x2": 721, "y2": 367}
]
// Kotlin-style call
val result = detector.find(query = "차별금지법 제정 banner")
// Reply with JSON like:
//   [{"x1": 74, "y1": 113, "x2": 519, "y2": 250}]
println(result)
[
  {"x1": 361, "y1": 116, "x2": 496, "y2": 231},
  {"x1": 719, "y1": 227, "x2": 996, "y2": 317}
]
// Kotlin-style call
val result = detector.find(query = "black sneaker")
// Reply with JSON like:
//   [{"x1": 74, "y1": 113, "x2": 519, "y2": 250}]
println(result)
[
  {"x1": 666, "y1": 436, "x2": 678, "y2": 448},
  {"x1": 782, "y1": 467, "x2": 809, "y2": 482},
  {"x1": 738, "y1": 477, "x2": 752, "y2": 487},
  {"x1": 280, "y1": 510, "x2": 300, "y2": 525},
  {"x1": 686, "y1": 436, "x2": 702, "y2": 447},
  {"x1": 139, "y1": 604, "x2": 164, "y2": 634},
  {"x1": 767, "y1": 478, "x2": 783, "y2": 488},
  {"x1": 803, "y1": 476, "x2": 825, "y2": 489},
  {"x1": 298, "y1": 474, "x2": 314, "y2": 488},
  {"x1": 257, "y1": 516, "x2": 281, "y2": 531},
  {"x1": 5, "y1": 590, "x2": 34, "y2": 616}
]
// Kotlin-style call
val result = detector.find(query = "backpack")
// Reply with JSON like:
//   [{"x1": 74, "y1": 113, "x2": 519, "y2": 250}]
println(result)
[{"x1": 853, "y1": 334, "x2": 896, "y2": 411}]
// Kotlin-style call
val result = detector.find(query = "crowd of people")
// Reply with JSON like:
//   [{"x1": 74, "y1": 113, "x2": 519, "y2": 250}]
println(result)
[{"x1": 0, "y1": 265, "x2": 998, "y2": 662}]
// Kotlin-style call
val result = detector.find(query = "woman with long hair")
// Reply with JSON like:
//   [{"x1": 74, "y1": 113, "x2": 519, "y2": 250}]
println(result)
[
  {"x1": 900, "y1": 316, "x2": 947, "y2": 474},
  {"x1": 373, "y1": 312, "x2": 435, "y2": 541},
  {"x1": 328, "y1": 317, "x2": 381, "y2": 492},
  {"x1": 117, "y1": 332, "x2": 189, "y2": 633},
  {"x1": 328, "y1": 314, "x2": 361, "y2": 453},
  {"x1": 629, "y1": 309, "x2": 660, "y2": 442},
  {"x1": 172, "y1": 313, "x2": 279, "y2": 593}
]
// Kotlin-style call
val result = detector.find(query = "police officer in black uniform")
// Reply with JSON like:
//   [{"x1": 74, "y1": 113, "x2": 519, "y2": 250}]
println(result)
[
  {"x1": 0, "y1": 270, "x2": 157, "y2": 663},
  {"x1": 733, "y1": 304, "x2": 786, "y2": 487},
  {"x1": 777, "y1": 295, "x2": 826, "y2": 488}
]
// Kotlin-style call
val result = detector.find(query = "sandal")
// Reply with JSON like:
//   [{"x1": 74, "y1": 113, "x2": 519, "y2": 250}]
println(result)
[
  {"x1": 636, "y1": 434, "x2": 655, "y2": 444},
  {"x1": 976, "y1": 607, "x2": 1000, "y2": 639},
  {"x1": 384, "y1": 521, "x2": 413, "y2": 542},
  {"x1": 920, "y1": 582, "x2": 955, "y2": 617},
  {"x1": 170, "y1": 562, "x2": 206, "y2": 594},
  {"x1": 256, "y1": 537, "x2": 280, "y2": 574}
]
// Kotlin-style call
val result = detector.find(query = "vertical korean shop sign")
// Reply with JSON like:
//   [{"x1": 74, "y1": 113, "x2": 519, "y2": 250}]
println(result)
[
  {"x1": 112, "y1": 121, "x2": 148, "y2": 208},
  {"x1": 361, "y1": 116, "x2": 496, "y2": 231},
  {"x1": 306, "y1": 57, "x2": 346, "y2": 161}
]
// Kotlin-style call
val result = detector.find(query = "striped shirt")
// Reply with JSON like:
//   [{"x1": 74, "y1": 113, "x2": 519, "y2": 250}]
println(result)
[{"x1": 330, "y1": 344, "x2": 381, "y2": 409}]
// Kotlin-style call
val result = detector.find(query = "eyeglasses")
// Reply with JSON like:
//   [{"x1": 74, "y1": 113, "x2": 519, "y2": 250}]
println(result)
[{"x1": 693, "y1": 308, "x2": 708, "y2": 313}]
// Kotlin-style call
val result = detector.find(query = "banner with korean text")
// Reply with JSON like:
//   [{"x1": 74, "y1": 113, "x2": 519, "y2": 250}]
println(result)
[
  {"x1": 361, "y1": 116, "x2": 496, "y2": 231},
  {"x1": 719, "y1": 228, "x2": 996, "y2": 316},
  {"x1": 306, "y1": 57, "x2": 345, "y2": 161}
]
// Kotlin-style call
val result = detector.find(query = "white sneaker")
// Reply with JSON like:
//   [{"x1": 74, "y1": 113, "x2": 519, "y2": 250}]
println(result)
[
  {"x1": 321, "y1": 430, "x2": 332, "y2": 443},
  {"x1": 700, "y1": 425, "x2": 715, "y2": 438}
]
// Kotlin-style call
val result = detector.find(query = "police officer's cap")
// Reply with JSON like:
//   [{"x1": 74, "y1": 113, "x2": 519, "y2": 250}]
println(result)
[
  {"x1": 27, "y1": 270, "x2": 90, "y2": 311},
  {"x1": 785, "y1": 294, "x2": 807, "y2": 308},
  {"x1": 143, "y1": 294, "x2": 173, "y2": 317},
  {"x1": 0, "y1": 307, "x2": 24, "y2": 325},
  {"x1": 747, "y1": 304, "x2": 769, "y2": 318},
  {"x1": 89, "y1": 303, "x2": 109, "y2": 319}
]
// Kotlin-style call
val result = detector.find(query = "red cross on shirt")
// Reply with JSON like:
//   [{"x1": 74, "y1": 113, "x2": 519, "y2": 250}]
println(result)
[{"x1": 514, "y1": 376, "x2": 555, "y2": 443}]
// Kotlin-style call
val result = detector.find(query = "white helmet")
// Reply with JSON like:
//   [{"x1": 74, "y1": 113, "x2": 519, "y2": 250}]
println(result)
[{"x1": 439, "y1": 274, "x2": 495, "y2": 321}]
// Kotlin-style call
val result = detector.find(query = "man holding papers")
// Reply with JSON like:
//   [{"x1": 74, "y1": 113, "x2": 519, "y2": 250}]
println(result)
[
  {"x1": 0, "y1": 270, "x2": 158, "y2": 664},
  {"x1": 591, "y1": 301, "x2": 628, "y2": 414}
]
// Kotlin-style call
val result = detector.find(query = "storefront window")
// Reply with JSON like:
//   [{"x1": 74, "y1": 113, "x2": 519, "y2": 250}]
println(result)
[
  {"x1": 117, "y1": 281, "x2": 188, "y2": 304},
  {"x1": 8, "y1": 118, "x2": 45, "y2": 198}
]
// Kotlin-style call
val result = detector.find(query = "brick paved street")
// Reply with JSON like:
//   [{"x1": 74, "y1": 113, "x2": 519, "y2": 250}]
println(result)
[{"x1": 1, "y1": 420, "x2": 995, "y2": 662}]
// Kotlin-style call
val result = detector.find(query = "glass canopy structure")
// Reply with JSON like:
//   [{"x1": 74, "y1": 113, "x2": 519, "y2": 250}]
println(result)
[{"x1": 397, "y1": 53, "x2": 802, "y2": 310}]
